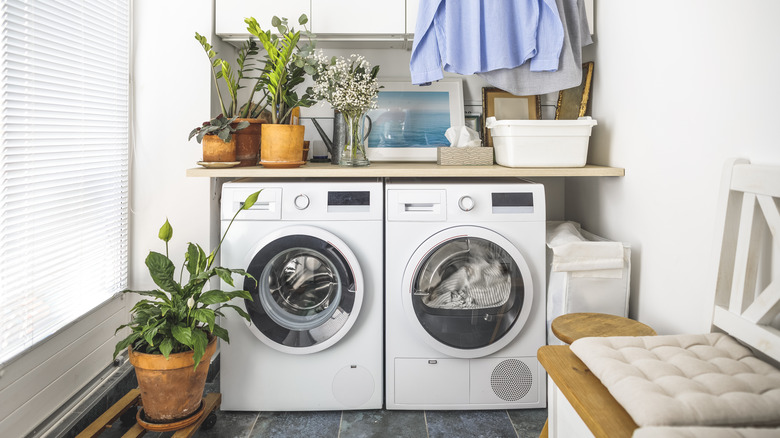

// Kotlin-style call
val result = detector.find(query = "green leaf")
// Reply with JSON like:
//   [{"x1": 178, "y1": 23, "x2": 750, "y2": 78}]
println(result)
[
  {"x1": 212, "y1": 324, "x2": 230, "y2": 343},
  {"x1": 171, "y1": 325, "x2": 193, "y2": 347},
  {"x1": 159, "y1": 338, "x2": 173, "y2": 359},
  {"x1": 158, "y1": 219, "x2": 173, "y2": 242},
  {"x1": 131, "y1": 290, "x2": 171, "y2": 304},
  {"x1": 199, "y1": 290, "x2": 230, "y2": 305},
  {"x1": 215, "y1": 267, "x2": 235, "y2": 287},
  {"x1": 143, "y1": 324, "x2": 160, "y2": 347},
  {"x1": 193, "y1": 308, "x2": 216, "y2": 331},
  {"x1": 298, "y1": 14, "x2": 308, "y2": 25},
  {"x1": 217, "y1": 128, "x2": 231, "y2": 143},
  {"x1": 113, "y1": 333, "x2": 141, "y2": 359},
  {"x1": 226, "y1": 289, "x2": 252, "y2": 301},
  {"x1": 186, "y1": 243, "x2": 200, "y2": 277},
  {"x1": 218, "y1": 303, "x2": 250, "y2": 321},
  {"x1": 145, "y1": 252, "x2": 181, "y2": 294},
  {"x1": 195, "y1": 245, "x2": 211, "y2": 272},
  {"x1": 191, "y1": 330, "x2": 209, "y2": 370},
  {"x1": 271, "y1": 16, "x2": 281, "y2": 27},
  {"x1": 243, "y1": 190, "x2": 261, "y2": 210}
]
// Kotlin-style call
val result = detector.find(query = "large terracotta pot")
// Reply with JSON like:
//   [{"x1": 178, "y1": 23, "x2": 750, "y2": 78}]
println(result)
[
  {"x1": 259, "y1": 124, "x2": 305, "y2": 168},
  {"x1": 233, "y1": 118, "x2": 265, "y2": 167},
  {"x1": 202, "y1": 135, "x2": 236, "y2": 162},
  {"x1": 128, "y1": 336, "x2": 216, "y2": 424}
]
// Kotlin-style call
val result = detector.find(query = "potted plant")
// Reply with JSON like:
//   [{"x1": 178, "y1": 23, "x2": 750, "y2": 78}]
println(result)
[
  {"x1": 112, "y1": 190, "x2": 260, "y2": 427},
  {"x1": 193, "y1": 34, "x2": 270, "y2": 166},
  {"x1": 245, "y1": 15, "x2": 318, "y2": 168},
  {"x1": 189, "y1": 114, "x2": 249, "y2": 163}
]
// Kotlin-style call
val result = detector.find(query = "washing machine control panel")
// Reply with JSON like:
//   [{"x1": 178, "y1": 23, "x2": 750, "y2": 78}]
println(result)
[
  {"x1": 294, "y1": 194, "x2": 310, "y2": 210},
  {"x1": 458, "y1": 195, "x2": 475, "y2": 211}
]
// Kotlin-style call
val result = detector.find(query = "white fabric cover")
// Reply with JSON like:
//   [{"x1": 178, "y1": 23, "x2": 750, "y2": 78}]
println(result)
[
  {"x1": 570, "y1": 333, "x2": 780, "y2": 427},
  {"x1": 633, "y1": 426, "x2": 780, "y2": 438},
  {"x1": 546, "y1": 221, "x2": 625, "y2": 276}
]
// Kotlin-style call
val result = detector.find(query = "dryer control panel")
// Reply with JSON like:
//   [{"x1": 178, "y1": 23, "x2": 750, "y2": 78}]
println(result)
[{"x1": 386, "y1": 179, "x2": 544, "y2": 223}]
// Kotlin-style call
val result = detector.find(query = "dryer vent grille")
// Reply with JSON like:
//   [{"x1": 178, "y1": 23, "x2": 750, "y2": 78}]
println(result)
[{"x1": 490, "y1": 359, "x2": 533, "y2": 401}]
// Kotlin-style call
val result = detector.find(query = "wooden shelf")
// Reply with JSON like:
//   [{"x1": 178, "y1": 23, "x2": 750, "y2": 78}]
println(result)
[{"x1": 186, "y1": 162, "x2": 624, "y2": 178}]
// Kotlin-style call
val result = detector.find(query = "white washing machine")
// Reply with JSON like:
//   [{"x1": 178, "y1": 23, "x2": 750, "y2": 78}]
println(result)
[
  {"x1": 385, "y1": 178, "x2": 547, "y2": 410},
  {"x1": 219, "y1": 179, "x2": 383, "y2": 411}
]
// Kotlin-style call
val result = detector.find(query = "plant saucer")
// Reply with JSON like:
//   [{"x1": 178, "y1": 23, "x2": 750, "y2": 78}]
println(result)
[{"x1": 197, "y1": 161, "x2": 240, "y2": 169}]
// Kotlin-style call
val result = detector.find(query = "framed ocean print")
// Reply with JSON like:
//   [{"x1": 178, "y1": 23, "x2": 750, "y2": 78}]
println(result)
[{"x1": 365, "y1": 78, "x2": 465, "y2": 161}]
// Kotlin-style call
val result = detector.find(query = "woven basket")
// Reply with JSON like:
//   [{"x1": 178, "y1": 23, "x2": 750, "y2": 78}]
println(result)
[{"x1": 437, "y1": 147, "x2": 494, "y2": 166}]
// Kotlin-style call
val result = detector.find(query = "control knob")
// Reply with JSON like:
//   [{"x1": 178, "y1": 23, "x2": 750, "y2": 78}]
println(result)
[
  {"x1": 458, "y1": 195, "x2": 475, "y2": 211},
  {"x1": 294, "y1": 194, "x2": 310, "y2": 210}
]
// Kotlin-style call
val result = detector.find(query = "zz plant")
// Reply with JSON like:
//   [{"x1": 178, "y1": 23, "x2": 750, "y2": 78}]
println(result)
[
  {"x1": 113, "y1": 190, "x2": 261, "y2": 369},
  {"x1": 245, "y1": 15, "x2": 318, "y2": 124},
  {"x1": 194, "y1": 33, "x2": 268, "y2": 119}
]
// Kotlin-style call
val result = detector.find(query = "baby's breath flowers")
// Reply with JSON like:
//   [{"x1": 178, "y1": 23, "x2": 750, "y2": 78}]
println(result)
[
  {"x1": 309, "y1": 51, "x2": 381, "y2": 166},
  {"x1": 309, "y1": 51, "x2": 381, "y2": 114}
]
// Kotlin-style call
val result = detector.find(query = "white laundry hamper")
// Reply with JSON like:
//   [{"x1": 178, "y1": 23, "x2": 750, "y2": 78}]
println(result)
[{"x1": 546, "y1": 222, "x2": 631, "y2": 345}]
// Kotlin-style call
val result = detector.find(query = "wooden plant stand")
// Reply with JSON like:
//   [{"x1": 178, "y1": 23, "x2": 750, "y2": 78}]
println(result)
[{"x1": 75, "y1": 389, "x2": 220, "y2": 438}]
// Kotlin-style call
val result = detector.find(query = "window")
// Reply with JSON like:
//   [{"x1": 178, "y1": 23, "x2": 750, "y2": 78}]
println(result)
[{"x1": 0, "y1": 1, "x2": 130, "y2": 365}]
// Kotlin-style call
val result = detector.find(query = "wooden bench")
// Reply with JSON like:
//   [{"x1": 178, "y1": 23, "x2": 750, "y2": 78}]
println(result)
[
  {"x1": 539, "y1": 159, "x2": 780, "y2": 437},
  {"x1": 540, "y1": 313, "x2": 656, "y2": 438}
]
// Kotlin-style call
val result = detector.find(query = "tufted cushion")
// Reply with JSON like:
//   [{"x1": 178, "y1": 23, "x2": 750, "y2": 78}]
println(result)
[
  {"x1": 570, "y1": 333, "x2": 780, "y2": 427},
  {"x1": 632, "y1": 426, "x2": 780, "y2": 438}
]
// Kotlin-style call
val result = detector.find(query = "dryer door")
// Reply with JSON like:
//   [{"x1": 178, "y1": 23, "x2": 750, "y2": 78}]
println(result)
[
  {"x1": 242, "y1": 225, "x2": 363, "y2": 354},
  {"x1": 401, "y1": 226, "x2": 534, "y2": 359}
]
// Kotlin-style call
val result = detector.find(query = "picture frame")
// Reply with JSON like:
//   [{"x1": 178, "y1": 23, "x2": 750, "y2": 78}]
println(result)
[
  {"x1": 465, "y1": 114, "x2": 481, "y2": 138},
  {"x1": 366, "y1": 78, "x2": 465, "y2": 162},
  {"x1": 555, "y1": 61, "x2": 594, "y2": 120},
  {"x1": 481, "y1": 87, "x2": 541, "y2": 148}
]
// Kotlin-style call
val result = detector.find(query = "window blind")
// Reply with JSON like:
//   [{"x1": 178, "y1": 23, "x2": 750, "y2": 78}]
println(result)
[{"x1": 0, "y1": 0, "x2": 130, "y2": 365}]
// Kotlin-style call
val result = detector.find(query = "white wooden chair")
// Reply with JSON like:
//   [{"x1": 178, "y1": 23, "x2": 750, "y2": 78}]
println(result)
[
  {"x1": 710, "y1": 158, "x2": 780, "y2": 362},
  {"x1": 539, "y1": 158, "x2": 780, "y2": 437}
]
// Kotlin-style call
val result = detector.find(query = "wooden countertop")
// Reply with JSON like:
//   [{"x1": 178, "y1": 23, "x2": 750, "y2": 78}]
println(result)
[{"x1": 186, "y1": 162, "x2": 625, "y2": 178}]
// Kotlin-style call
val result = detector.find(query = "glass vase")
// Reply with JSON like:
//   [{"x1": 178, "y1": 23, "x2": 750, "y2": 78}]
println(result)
[{"x1": 339, "y1": 110, "x2": 370, "y2": 167}]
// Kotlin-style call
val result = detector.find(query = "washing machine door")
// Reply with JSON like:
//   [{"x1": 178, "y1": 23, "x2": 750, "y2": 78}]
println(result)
[
  {"x1": 242, "y1": 225, "x2": 363, "y2": 354},
  {"x1": 401, "y1": 226, "x2": 534, "y2": 359}
]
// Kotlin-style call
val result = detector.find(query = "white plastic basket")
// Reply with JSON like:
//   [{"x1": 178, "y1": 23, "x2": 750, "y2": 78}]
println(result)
[{"x1": 486, "y1": 117, "x2": 597, "y2": 167}]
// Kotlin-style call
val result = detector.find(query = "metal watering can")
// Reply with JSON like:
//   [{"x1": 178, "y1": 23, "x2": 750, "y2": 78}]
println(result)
[{"x1": 311, "y1": 111, "x2": 372, "y2": 164}]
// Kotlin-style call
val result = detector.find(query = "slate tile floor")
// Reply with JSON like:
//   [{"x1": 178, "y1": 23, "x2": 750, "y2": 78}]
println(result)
[{"x1": 94, "y1": 373, "x2": 547, "y2": 438}]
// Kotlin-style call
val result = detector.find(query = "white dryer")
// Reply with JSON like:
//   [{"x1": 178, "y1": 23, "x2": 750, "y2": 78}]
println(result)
[
  {"x1": 219, "y1": 179, "x2": 383, "y2": 411},
  {"x1": 385, "y1": 178, "x2": 546, "y2": 410}
]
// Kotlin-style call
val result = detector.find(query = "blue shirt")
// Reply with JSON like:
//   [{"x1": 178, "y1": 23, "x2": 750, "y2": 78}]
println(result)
[{"x1": 410, "y1": 0, "x2": 564, "y2": 85}]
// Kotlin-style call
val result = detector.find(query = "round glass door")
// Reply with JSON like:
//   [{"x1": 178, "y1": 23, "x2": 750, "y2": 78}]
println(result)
[
  {"x1": 243, "y1": 226, "x2": 363, "y2": 354},
  {"x1": 401, "y1": 226, "x2": 534, "y2": 359}
]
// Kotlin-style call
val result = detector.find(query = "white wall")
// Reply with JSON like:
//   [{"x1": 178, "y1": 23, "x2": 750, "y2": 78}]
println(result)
[
  {"x1": 566, "y1": 1, "x2": 780, "y2": 334},
  {"x1": 131, "y1": 1, "x2": 213, "y2": 290}
]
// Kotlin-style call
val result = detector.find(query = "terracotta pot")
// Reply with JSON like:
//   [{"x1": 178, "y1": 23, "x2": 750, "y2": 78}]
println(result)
[
  {"x1": 233, "y1": 118, "x2": 265, "y2": 167},
  {"x1": 202, "y1": 135, "x2": 236, "y2": 162},
  {"x1": 128, "y1": 336, "x2": 216, "y2": 423},
  {"x1": 259, "y1": 124, "x2": 305, "y2": 168}
]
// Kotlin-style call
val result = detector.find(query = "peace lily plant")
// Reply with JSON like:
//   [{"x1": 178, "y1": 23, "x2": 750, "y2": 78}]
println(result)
[{"x1": 113, "y1": 190, "x2": 261, "y2": 369}]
